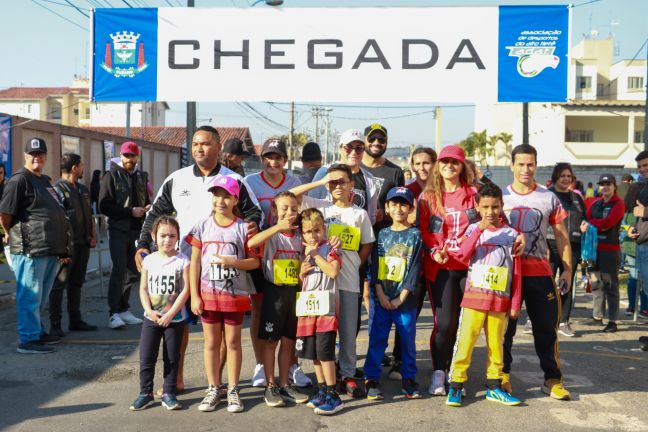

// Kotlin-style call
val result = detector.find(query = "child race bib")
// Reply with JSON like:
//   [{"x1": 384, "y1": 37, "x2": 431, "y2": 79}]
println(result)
[
  {"x1": 377, "y1": 256, "x2": 407, "y2": 282},
  {"x1": 148, "y1": 272, "x2": 177, "y2": 295},
  {"x1": 471, "y1": 264, "x2": 508, "y2": 292},
  {"x1": 296, "y1": 291, "x2": 331, "y2": 316},
  {"x1": 273, "y1": 259, "x2": 300, "y2": 285},
  {"x1": 328, "y1": 224, "x2": 361, "y2": 251}
]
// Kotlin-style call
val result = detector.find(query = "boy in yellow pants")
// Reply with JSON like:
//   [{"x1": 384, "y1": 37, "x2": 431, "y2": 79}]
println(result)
[{"x1": 444, "y1": 183, "x2": 522, "y2": 407}]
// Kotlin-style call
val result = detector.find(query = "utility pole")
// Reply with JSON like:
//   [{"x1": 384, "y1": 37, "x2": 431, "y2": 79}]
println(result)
[
  {"x1": 125, "y1": 101, "x2": 131, "y2": 137},
  {"x1": 288, "y1": 101, "x2": 295, "y2": 170},
  {"x1": 186, "y1": 0, "x2": 196, "y2": 156},
  {"x1": 324, "y1": 110, "x2": 332, "y2": 164},
  {"x1": 644, "y1": 42, "x2": 647, "y2": 151},
  {"x1": 522, "y1": 102, "x2": 529, "y2": 144},
  {"x1": 313, "y1": 107, "x2": 321, "y2": 144},
  {"x1": 435, "y1": 106, "x2": 442, "y2": 154}
]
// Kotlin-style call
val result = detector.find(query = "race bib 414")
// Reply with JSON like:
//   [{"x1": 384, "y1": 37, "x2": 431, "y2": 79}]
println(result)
[{"x1": 470, "y1": 264, "x2": 508, "y2": 291}]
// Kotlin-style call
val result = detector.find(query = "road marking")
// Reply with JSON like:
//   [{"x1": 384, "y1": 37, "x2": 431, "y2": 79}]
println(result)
[
  {"x1": 516, "y1": 371, "x2": 593, "y2": 388},
  {"x1": 513, "y1": 354, "x2": 571, "y2": 367},
  {"x1": 550, "y1": 408, "x2": 648, "y2": 431},
  {"x1": 579, "y1": 394, "x2": 621, "y2": 408}
]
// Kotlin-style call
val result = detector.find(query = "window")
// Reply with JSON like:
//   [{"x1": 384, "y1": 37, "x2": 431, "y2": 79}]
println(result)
[
  {"x1": 49, "y1": 102, "x2": 62, "y2": 120},
  {"x1": 570, "y1": 130, "x2": 594, "y2": 142},
  {"x1": 628, "y1": 76, "x2": 644, "y2": 90},
  {"x1": 27, "y1": 104, "x2": 31, "y2": 113},
  {"x1": 636, "y1": 131, "x2": 645, "y2": 144},
  {"x1": 578, "y1": 76, "x2": 592, "y2": 90}
]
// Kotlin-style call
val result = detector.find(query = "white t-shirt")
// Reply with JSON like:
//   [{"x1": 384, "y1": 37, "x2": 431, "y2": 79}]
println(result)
[
  {"x1": 142, "y1": 251, "x2": 190, "y2": 323},
  {"x1": 301, "y1": 195, "x2": 375, "y2": 293},
  {"x1": 244, "y1": 172, "x2": 302, "y2": 229}
]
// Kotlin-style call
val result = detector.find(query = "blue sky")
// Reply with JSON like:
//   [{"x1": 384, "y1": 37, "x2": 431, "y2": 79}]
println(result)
[{"x1": 1, "y1": 0, "x2": 646, "y2": 146}]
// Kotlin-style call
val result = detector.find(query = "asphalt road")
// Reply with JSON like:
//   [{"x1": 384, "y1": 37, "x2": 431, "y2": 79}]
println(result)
[{"x1": 1, "y1": 277, "x2": 647, "y2": 432}]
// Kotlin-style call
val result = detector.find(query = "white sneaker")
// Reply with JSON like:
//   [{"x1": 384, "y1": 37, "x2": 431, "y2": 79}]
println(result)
[
  {"x1": 119, "y1": 310, "x2": 143, "y2": 325},
  {"x1": 290, "y1": 363, "x2": 312, "y2": 388},
  {"x1": 558, "y1": 322, "x2": 575, "y2": 337},
  {"x1": 198, "y1": 385, "x2": 221, "y2": 412},
  {"x1": 227, "y1": 386, "x2": 244, "y2": 413},
  {"x1": 428, "y1": 370, "x2": 446, "y2": 396},
  {"x1": 523, "y1": 319, "x2": 533, "y2": 334},
  {"x1": 252, "y1": 363, "x2": 267, "y2": 387},
  {"x1": 109, "y1": 313, "x2": 126, "y2": 329}
]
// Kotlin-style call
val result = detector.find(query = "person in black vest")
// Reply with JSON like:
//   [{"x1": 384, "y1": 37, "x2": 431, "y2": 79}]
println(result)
[
  {"x1": 0, "y1": 138, "x2": 71, "y2": 354},
  {"x1": 99, "y1": 141, "x2": 151, "y2": 329},
  {"x1": 49, "y1": 153, "x2": 98, "y2": 337}
]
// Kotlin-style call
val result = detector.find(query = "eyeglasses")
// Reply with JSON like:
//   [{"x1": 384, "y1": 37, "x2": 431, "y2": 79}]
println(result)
[
  {"x1": 342, "y1": 145, "x2": 365, "y2": 154},
  {"x1": 328, "y1": 180, "x2": 349, "y2": 189},
  {"x1": 122, "y1": 153, "x2": 138, "y2": 158},
  {"x1": 368, "y1": 135, "x2": 386, "y2": 144}
]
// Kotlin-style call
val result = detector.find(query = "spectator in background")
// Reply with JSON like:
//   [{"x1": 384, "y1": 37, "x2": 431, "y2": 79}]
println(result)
[
  {"x1": 0, "y1": 164, "x2": 6, "y2": 199},
  {"x1": 90, "y1": 169, "x2": 101, "y2": 214},
  {"x1": 585, "y1": 182, "x2": 595, "y2": 198},
  {"x1": 221, "y1": 138, "x2": 250, "y2": 177},
  {"x1": 403, "y1": 169, "x2": 413, "y2": 183},
  {"x1": 299, "y1": 142, "x2": 323, "y2": 184},
  {"x1": 621, "y1": 183, "x2": 647, "y2": 317},
  {"x1": 0, "y1": 138, "x2": 72, "y2": 354},
  {"x1": 406, "y1": 147, "x2": 437, "y2": 201},
  {"x1": 618, "y1": 173, "x2": 634, "y2": 201}
]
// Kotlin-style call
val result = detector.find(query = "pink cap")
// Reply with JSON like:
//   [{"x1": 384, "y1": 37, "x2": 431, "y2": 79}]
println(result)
[
  {"x1": 438, "y1": 145, "x2": 465, "y2": 163},
  {"x1": 120, "y1": 141, "x2": 140, "y2": 155},
  {"x1": 206, "y1": 175, "x2": 240, "y2": 198}
]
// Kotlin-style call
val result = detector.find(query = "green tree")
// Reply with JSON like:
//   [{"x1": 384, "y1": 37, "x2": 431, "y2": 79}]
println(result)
[
  {"x1": 280, "y1": 132, "x2": 313, "y2": 161},
  {"x1": 459, "y1": 129, "x2": 492, "y2": 165}
]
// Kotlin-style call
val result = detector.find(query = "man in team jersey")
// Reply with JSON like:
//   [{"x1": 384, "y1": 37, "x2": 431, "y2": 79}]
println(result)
[{"x1": 501, "y1": 144, "x2": 572, "y2": 401}]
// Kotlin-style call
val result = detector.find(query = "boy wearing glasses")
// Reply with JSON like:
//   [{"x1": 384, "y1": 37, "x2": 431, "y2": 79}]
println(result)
[{"x1": 290, "y1": 163, "x2": 375, "y2": 398}]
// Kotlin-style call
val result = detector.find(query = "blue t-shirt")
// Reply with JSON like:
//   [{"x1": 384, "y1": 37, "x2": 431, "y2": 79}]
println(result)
[{"x1": 371, "y1": 226, "x2": 422, "y2": 308}]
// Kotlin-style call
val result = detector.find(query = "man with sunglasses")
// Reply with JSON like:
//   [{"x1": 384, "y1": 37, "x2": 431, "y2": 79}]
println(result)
[{"x1": 361, "y1": 124, "x2": 405, "y2": 225}]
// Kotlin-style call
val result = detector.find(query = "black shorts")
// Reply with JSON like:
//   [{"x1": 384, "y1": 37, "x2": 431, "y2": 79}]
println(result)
[
  {"x1": 250, "y1": 268, "x2": 265, "y2": 294},
  {"x1": 258, "y1": 282, "x2": 298, "y2": 341},
  {"x1": 295, "y1": 331, "x2": 337, "y2": 362}
]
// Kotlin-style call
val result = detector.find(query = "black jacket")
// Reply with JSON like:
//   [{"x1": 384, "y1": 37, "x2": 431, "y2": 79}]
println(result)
[{"x1": 99, "y1": 162, "x2": 150, "y2": 232}]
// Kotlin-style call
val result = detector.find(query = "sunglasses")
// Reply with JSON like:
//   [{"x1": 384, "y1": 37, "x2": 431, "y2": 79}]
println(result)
[
  {"x1": 368, "y1": 135, "x2": 387, "y2": 144},
  {"x1": 328, "y1": 180, "x2": 349, "y2": 189},
  {"x1": 342, "y1": 144, "x2": 365, "y2": 154}
]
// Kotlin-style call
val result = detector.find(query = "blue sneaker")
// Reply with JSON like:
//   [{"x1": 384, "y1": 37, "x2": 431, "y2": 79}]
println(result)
[
  {"x1": 486, "y1": 387, "x2": 521, "y2": 406},
  {"x1": 130, "y1": 393, "x2": 154, "y2": 411},
  {"x1": 314, "y1": 394, "x2": 344, "y2": 415},
  {"x1": 446, "y1": 387, "x2": 462, "y2": 407},
  {"x1": 307, "y1": 389, "x2": 327, "y2": 408},
  {"x1": 161, "y1": 393, "x2": 182, "y2": 410}
]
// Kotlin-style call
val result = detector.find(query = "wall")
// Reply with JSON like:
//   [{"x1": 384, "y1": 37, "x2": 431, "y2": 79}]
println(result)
[{"x1": 565, "y1": 115, "x2": 628, "y2": 142}]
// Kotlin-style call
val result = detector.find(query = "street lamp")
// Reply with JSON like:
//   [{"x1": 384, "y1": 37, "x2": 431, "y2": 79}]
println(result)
[{"x1": 251, "y1": 0, "x2": 283, "y2": 5}]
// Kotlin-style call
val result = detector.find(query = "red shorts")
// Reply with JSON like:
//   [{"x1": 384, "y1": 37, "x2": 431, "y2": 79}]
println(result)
[{"x1": 200, "y1": 310, "x2": 244, "y2": 326}]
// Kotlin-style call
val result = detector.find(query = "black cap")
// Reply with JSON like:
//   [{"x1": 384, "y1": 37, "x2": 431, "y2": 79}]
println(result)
[
  {"x1": 223, "y1": 138, "x2": 250, "y2": 156},
  {"x1": 598, "y1": 174, "x2": 616, "y2": 185},
  {"x1": 25, "y1": 138, "x2": 47, "y2": 154},
  {"x1": 261, "y1": 138, "x2": 288, "y2": 158},
  {"x1": 364, "y1": 123, "x2": 388, "y2": 137},
  {"x1": 301, "y1": 142, "x2": 322, "y2": 162}
]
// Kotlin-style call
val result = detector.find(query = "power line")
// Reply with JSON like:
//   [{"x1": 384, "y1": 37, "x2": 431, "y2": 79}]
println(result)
[
  {"x1": 265, "y1": 101, "x2": 475, "y2": 110},
  {"x1": 31, "y1": 0, "x2": 87, "y2": 30},
  {"x1": 38, "y1": 0, "x2": 89, "y2": 10},
  {"x1": 121, "y1": 0, "x2": 133, "y2": 7},
  {"x1": 64, "y1": 0, "x2": 89, "y2": 17},
  {"x1": 331, "y1": 109, "x2": 438, "y2": 121}
]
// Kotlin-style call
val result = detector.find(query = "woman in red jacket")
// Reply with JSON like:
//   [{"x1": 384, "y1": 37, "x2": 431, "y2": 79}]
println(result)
[
  {"x1": 583, "y1": 174, "x2": 625, "y2": 333},
  {"x1": 418, "y1": 145, "x2": 478, "y2": 396}
]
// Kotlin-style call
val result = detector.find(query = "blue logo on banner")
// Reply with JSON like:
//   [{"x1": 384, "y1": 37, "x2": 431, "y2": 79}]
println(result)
[
  {"x1": 92, "y1": 8, "x2": 158, "y2": 101},
  {"x1": 498, "y1": 5, "x2": 570, "y2": 102}
]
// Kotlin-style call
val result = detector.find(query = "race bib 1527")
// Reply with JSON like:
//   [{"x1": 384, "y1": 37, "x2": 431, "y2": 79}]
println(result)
[{"x1": 328, "y1": 224, "x2": 361, "y2": 251}]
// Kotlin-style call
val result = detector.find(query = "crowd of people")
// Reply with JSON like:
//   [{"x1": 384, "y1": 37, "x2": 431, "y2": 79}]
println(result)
[{"x1": 1, "y1": 124, "x2": 647, "y2": 416}]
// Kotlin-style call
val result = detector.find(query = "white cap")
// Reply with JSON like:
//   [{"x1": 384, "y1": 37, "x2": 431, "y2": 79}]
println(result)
[{"x1": 339, "y1": 129, "x2": 364, "y2": 146}]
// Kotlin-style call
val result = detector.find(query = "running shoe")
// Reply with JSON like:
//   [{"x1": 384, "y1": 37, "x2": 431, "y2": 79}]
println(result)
[
  {"x1": 314, "y1": 393, "x2": 344, "y2": 416},
  {"x1": 161, "y1": 393, "x2": 182, "y2": 410},
  {"x1": 252, "y1": 363, "x2": 267, "y2": 387},
  {"x1": 198, "y1": 385, "x2": 221, "y2": 412},
  {"x1": 603, "y1": 322, "x2": 618, "y2": 333},
  {"x1": 486, "y1": 387, "x2": 521, "y2": 406},
  {"x1": 280, "y1": 384, "x2": 310, "y2": 404},
  {"x1": 639, "y1": 336, "x2": 648, "y2": 343},
  {"x1": 558, "y1": 322, "x2": 575, "y2": 337},
  {"x1": 289, "y1": 363, "x2": 312, "y2": 388},
  {"x1": 38, "y1": 333, "x2": 61, "y2": 345},
  {"x1": 381, "y1": 354, "x2": 393, "y2": 367},
  {"x1": 639, "y1": 310, "x2": 648, "y2": 319},
  {"x1": 340, "y1": 377, "x2": 364, "y2": 398},
  {"x1": 17, "y1": 341, "x2": 54, "y2": 354},
  {"x1": 264, "y1": 383, "x2": 286, "y2": 407},
  {"x1": 428, "y1": 370, "x2": 446, "y2": 396},
  {"x1": 401, "y1": 379, "x2": 422, "y2": 399},
  {"x1": 227, "y1": 386, "x2": 244, "y2": 413},
  {"x1": 119, "y1": 310, "x2": 143, "y2": 325},
  {"x1": 307, "y1": 389, "x2": 327, "y2": 408},
  {"x1": 586, "y1": 317, "x2": 605, "y2": 326},
  {"x1": 388, "y1": 361, "x2": 403, "y2": 381},
  {"x1": 523, "y1": 319, "x2": 533, "y2": 334},
  {"x1": 501, "y1": 373, "x2": 513, "y2": 394},
  {"x1": 446, "y1": 387, "x2": 462, "y2": 407},
  {"x1": 365, "y1": 379, "x2": 383, "y2": 400},
  {"x1": 109, "y1": 313, "x2": 126, "y2": 329},
  {"x1": 625, "y1": 308, "x2": 635, "y2": 316},
  {"x1": 541, "y1": 379, "x2": 571, "y2": 400},
  {"x1": 130, "y1": 393, "x2": 154, "y2": 411}
]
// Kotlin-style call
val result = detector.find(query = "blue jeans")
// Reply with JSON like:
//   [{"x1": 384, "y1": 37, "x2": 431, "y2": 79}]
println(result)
[
  {"x1": 635, "y1": 245, "x2": 648, "y2": 310},
  {"x1": 12, "y1": 255, "x2": 60, "y2": 344},
  {"x1": 625, "y1": 254, "x2": 647, "y2": 311},
  {"x1": 364, "y1": 299, "x2": 417, "y2": 381}
]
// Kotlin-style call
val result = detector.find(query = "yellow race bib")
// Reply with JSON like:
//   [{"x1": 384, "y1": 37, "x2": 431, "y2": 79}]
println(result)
[
  {"x1": 296, "y1": 291, "x2": 331, "y2": 316},
  {"x1": 377, "y1": 256, "x2": 407, "y2": 282},
  {"x1": 328, "y1": 224, "x2": 361, "y2": 251},
  {"x1": 273, "y1": 259, "x2": 300, "y2": 285},
  {"x1": 470, "y1": 264, "x2": 508, "y2": 292}
]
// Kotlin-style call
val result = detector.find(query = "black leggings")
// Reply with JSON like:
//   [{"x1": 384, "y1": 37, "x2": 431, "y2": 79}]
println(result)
[
  {"x1": 139, "y1": 319, "x2": 185, "y2": 395},
  {"x1": 427, "y1": 269, "x2": 467, "y2": 371}
]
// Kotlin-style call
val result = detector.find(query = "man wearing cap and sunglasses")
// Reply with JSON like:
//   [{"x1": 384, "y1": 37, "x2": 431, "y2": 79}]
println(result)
[
  {"x1": 0, "y1": 138, "x2": 72, "y2": 354},
  {"x1": 221, "y1": 138, "x2": 251, "y2": 177},
  {"x1": 99, "y1": 141, "x2": 151, "y2": 330}
]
